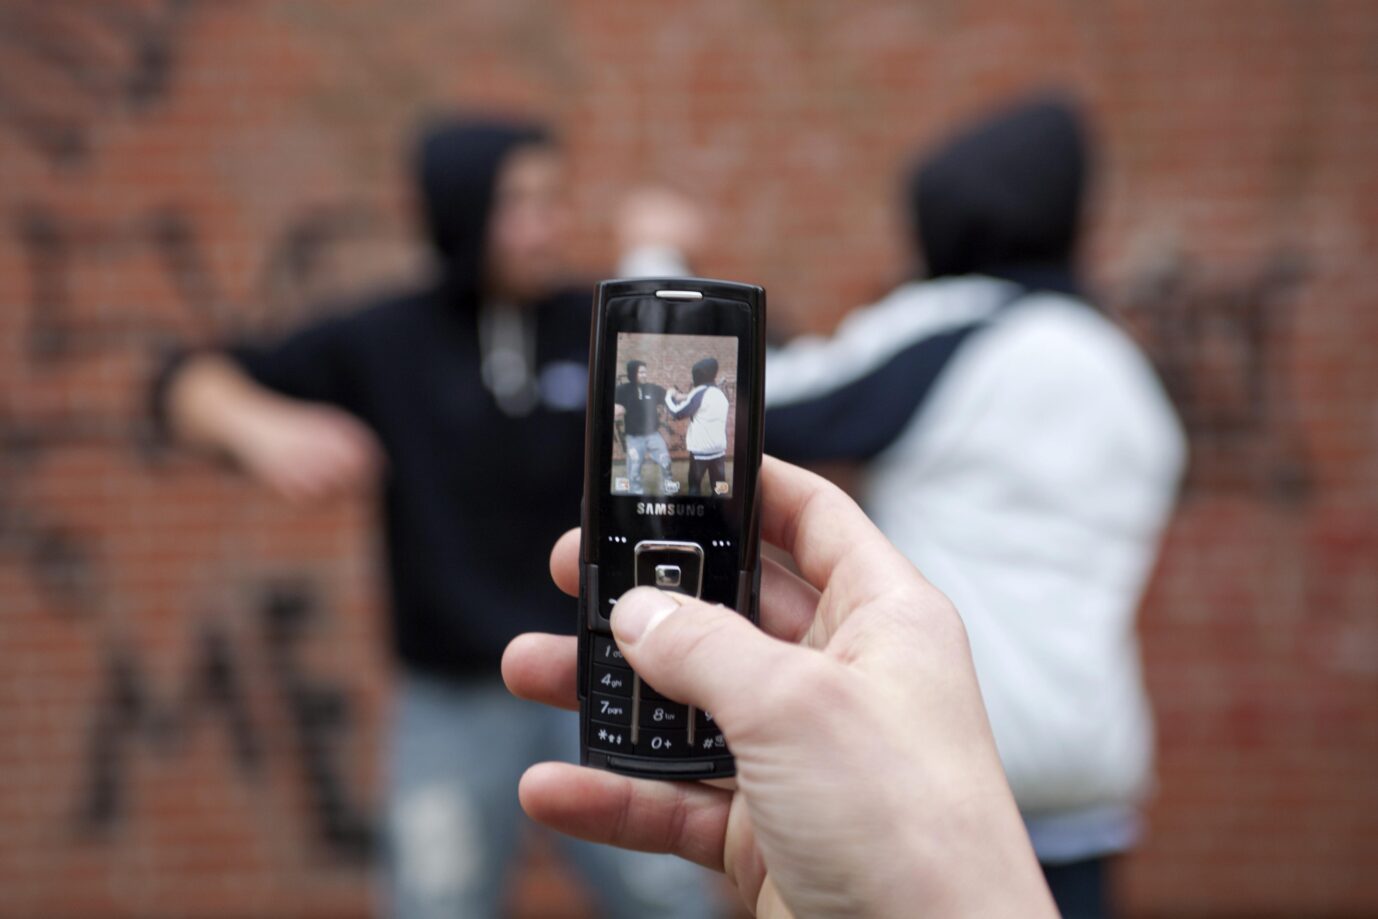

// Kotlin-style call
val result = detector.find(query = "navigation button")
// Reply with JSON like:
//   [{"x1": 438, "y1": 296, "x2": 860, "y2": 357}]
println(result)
[{"x1": 634, "y1": 541, "x2": 704, "y2": 598}]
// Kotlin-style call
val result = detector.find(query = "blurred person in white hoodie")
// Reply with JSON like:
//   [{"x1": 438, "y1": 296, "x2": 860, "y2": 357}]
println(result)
[{"x1": 763, "y1": 95, "x2": 1187, "y2": 919}]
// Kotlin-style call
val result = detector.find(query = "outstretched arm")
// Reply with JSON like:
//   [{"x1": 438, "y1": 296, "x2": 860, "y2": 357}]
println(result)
[
  {"x1": 664, "y1": 385, "x2": 705, "y2": 420},
  {"x1": 614, "y1": 186, "x2": 704, "y2": 277},
  {"x1": 163, "y1": 353, "x2": 383, "y2": 505}
]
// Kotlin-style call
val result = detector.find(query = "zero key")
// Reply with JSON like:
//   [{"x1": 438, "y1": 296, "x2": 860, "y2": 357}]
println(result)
[{"x1": 637, "y1": 728, "x2": 688, "y2": 758}]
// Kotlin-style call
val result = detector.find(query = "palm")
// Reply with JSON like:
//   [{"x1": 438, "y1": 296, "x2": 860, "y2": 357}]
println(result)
[{"x1": 501, "y1": 458, "x2": 1051, "y2": 918}]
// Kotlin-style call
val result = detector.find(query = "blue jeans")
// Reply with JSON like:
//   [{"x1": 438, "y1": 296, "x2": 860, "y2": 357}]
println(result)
[
  {"x1": 384, "y1": 672, "x2": 723, "y2": 919},
  {"x1": 625, "y1": 433, "x2": 672, "y2": 495}
]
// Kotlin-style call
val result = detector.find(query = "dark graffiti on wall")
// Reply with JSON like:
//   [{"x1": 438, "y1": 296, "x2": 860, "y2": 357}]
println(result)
[
  {"x1": 1111, "y1": 248, "x2": 1313, "y2": 503},
  {"x1": 0, "y1": 0, "x2": 384, "y2": 865},
  {"x1": 2, "y1": 213, "x2": 384, "y2": 855},
  {"x1": 0, "y1": 0, "x2": 204, "y2": 167},
  {"x1": 14, "y1": 202, "x2": 384, "y2": 371},
  {"x1": 80, "y1": 583, "x2": 373, "y2": 860}
]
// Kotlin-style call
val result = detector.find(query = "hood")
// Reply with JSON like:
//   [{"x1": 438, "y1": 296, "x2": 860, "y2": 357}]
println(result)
[
  {"x1": 413, "y1": 115, "x2": 550, "y2": 305},
  {"x1": 691, "y1": 357, "x2": 719, "y2": 387},
  {"x1": 908, "y1": 95, "x2": 1089, "y2": 296}
]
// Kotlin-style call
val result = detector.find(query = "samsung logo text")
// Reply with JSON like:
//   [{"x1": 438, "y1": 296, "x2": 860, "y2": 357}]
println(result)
[{"x1": 636, "y1": 502, "x2": 706, "y2": 517}]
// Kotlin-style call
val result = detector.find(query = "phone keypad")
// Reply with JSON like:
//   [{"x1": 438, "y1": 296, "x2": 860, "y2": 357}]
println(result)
[
  {"x1": 586, "y1": 649, "x2": 731, "y2": 760},
  {"x1": 587, "y1": 540, "x2": 733, "y2": 765}
]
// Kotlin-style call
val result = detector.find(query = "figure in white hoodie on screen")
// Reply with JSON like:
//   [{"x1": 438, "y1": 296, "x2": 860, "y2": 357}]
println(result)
[{"x1": 666, "y1": 356, "x2": 731, "y2": 496}]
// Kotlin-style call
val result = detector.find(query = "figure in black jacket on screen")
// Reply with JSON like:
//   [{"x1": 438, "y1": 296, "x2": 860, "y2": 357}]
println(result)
[
  {"x1": 613, "y1": 360, "x2": 676, "y2": 495},
  {"x1": 154, "y1": 116, "x2": 719, "y2": 919}
]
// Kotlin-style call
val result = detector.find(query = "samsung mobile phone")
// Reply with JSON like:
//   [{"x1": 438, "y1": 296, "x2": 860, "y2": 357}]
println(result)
[{"x1": 577, "y1": 277, "x2": 765, "y2": 779}]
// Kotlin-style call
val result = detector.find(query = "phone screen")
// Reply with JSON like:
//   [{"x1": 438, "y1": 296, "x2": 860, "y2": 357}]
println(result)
[{"x1": 610, "y1": 332, "x2": 738, "y2": 499}]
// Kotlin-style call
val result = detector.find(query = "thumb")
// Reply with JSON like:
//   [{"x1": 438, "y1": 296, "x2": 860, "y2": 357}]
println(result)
[{"x1": 610, "y1": 586, "x2": 800, "y2": 733}]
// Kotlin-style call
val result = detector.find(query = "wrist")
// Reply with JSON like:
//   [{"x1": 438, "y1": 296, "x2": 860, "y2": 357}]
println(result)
[
  {"x1": 169, "y1": 355, "x2": 283, "y2": 464},
  {"x1": 877, "y1": 796, "x2": 1056, "y2": 919}
]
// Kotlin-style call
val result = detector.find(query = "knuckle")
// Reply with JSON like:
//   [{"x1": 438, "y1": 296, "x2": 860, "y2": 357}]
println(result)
[
  {"x1": 870, "y1": 587, "x2": 970, "y2": 661},
  {"x1": 725, "y1": 652, "x2": 827, "y2": 736},
  {"x1": 653, "y1": 603, "x2": 735, "y2": 666}
]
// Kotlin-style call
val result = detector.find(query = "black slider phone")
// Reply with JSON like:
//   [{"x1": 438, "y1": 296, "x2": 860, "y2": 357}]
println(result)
[{"x1": 577, "y1": 277, "x2": 765, "y2": 779}]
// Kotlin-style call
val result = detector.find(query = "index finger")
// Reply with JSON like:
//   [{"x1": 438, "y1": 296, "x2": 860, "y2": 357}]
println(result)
[
  {"x1": 550, "y1": 457, "x2": 911, "y2": 619},
  {"x1": 758, "y1": 455, "x2": 911, "y2": 603}
]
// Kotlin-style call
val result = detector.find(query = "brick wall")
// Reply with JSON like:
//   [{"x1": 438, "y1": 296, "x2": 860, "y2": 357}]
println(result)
[{"x1": 0, "y1": 2, "x2": 1374, "y2": 917}]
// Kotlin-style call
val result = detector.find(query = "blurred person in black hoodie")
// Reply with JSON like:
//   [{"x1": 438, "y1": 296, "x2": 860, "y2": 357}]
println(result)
[
  {"x1": 629, "y1": 96, "x2": 1186, "y2": 919},
  {"x1": 154, "y1": 117, "x2": 720, "y2": 919}
]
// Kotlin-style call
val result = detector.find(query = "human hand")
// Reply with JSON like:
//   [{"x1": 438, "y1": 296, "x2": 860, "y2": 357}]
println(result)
[
  {"x1": 503, "y1": 457, "x2": 1056, "y2": 918},
  {"x1": 231, "y1": 398, "x2": 384, "y2": 505},
  {"x1": 615, "y1": 186, "x2": 708, "y2": 258}
]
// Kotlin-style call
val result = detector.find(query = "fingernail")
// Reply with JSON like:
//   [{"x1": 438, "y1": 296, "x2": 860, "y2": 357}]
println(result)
[{"x1": 611, "y1": 587, "x2": 680, "y2": 645}]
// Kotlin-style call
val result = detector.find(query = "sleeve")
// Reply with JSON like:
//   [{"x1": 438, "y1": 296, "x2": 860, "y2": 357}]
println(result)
[
  {"x1": 764, "y1": 323, "x2": 984, "y2": 463},
  {"x1": 665, "y1": 386, "x2": 707, "y2": 419},
  {"x1": 616, "y1": 245, "x2": 691, "y2": 278},
  {"x1": 226, "y1": 312, "x2": 361, "y2": 411}
]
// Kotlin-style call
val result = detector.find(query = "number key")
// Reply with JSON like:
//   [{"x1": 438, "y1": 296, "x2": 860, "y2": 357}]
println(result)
[
  {"x1": 593, "y1": 636, "x2": 628, "y2": 668},
  {"x1": 637, "y1": 728, "x2": 688, "y2": 758},
  {"x1": 590, "y1": 693, "x2": 631, "y2": 725},
  {"x1": 638, "y1": 700, "x2": 688, "y2": 729},
  {"x1": 593, "y1": 664, "x2": 631, "y2": 696}
]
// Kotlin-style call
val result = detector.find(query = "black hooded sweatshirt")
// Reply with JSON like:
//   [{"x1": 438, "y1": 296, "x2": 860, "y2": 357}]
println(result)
[{"x1": 214, "y1": 119, "x2": 590, "y2": 679}]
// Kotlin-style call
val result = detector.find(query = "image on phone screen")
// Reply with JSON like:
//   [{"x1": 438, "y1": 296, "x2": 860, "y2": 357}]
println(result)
[{"x1": 610, "y1": 332, "x2": 737, "y2": 499}]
